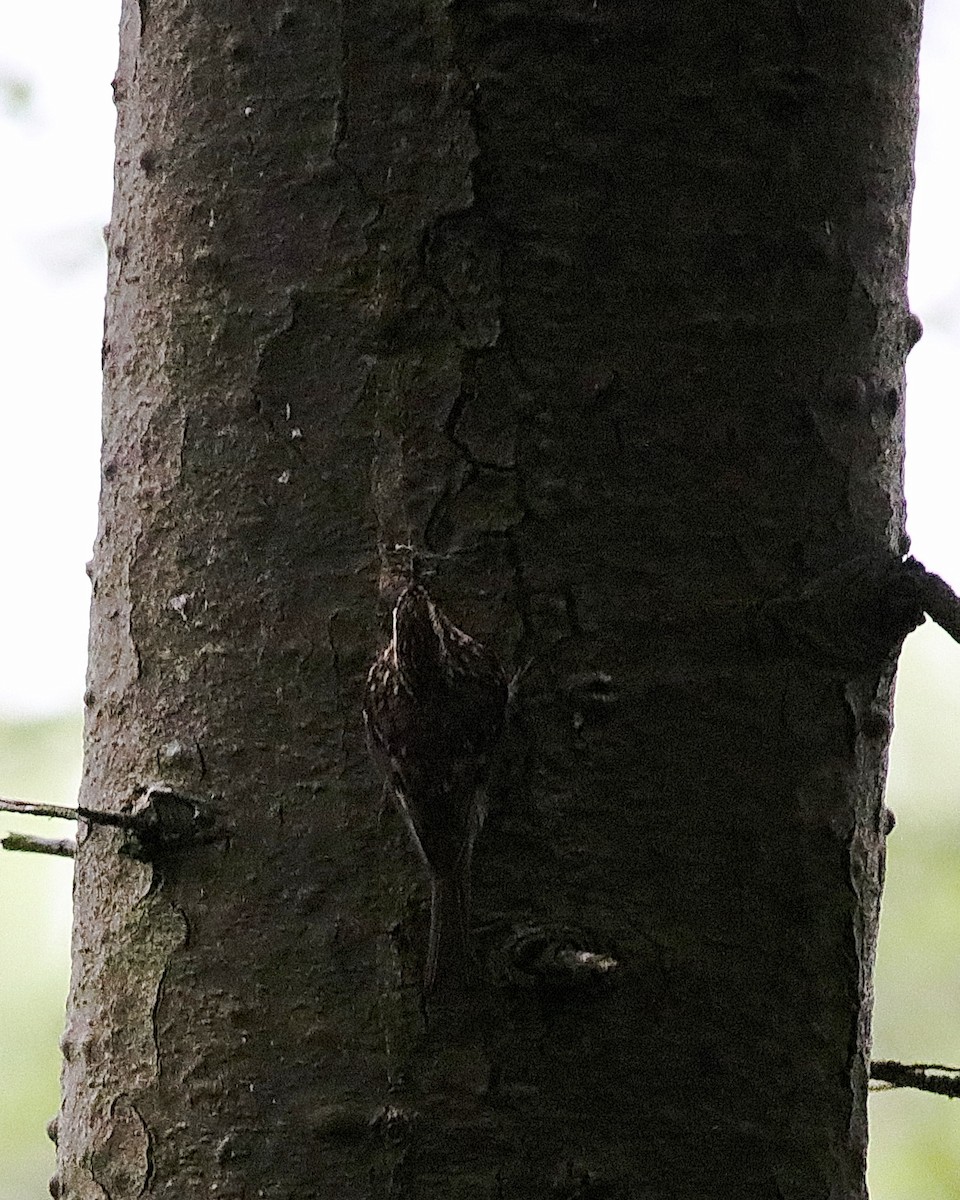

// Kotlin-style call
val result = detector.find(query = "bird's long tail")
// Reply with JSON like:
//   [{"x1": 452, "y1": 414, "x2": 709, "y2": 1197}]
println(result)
[{"x1": 425, "y1": 871, "x2": 473, "y2": 993}]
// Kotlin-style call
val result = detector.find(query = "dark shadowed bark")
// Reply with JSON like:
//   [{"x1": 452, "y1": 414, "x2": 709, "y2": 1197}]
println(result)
[{"x1": 55, "y1": 1, "x2": 922, "y2": 1198}]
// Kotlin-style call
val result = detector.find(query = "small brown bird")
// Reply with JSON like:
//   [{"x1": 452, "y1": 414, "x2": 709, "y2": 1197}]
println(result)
[{"x1": 364, "y1": 583, "x2": 508, "y2": 992}]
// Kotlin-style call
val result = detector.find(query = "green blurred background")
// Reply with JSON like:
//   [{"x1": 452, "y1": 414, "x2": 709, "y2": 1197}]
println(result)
[
  {"x1": 871, "y1": 623, "x2": 960, "y2": 1196},
  {"x1": 0, "y1": 718, "x2": 78, "y2": 1200}
]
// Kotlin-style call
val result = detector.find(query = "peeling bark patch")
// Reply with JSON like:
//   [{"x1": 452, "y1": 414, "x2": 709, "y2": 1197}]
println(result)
[
  {"x1": 117, "y1": 899, "x2": 190, "y2": 1090},
  {"x1": 59, "y1": 892, "x2": 186, "y2": 1195},
  {"x1": 91, "y1": 1096, "x2": 151, "y2": 1199},
  {"x1": 252, "y1": 293, "x2": 298, "y2": 418}
]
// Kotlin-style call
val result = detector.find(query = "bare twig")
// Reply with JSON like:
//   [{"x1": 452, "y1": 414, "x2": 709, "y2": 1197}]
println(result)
[
  {"x1": 0, "y1": 796, "x2": 79, "y2": 822},
  {"x1": 0, "y1": 795, "x2": 140, "y2": 830},
  {"x1": 871, "y1": 1060, "x2": 960, "y2": 1099},
  {"x1": 1, "y1": 832, "x2": 76, "y2": 858}
]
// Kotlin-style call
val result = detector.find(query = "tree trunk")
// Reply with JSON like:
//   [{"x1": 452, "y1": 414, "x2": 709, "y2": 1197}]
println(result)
[{"x1": 56, "y1": 2, "x2": 922, "y2": 1198}]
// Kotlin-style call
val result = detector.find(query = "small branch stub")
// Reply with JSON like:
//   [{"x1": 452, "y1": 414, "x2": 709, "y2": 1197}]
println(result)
[
  {"x1": 755, "y1": 552, "x2": 926, "y2": 667},
  {"x1": 117, "y1": 784, "x2": 223, "y2": 860},
  {"x1": 902, "y1": 557, "x2": 960, "y2": 646},
  {"x1": 744, "y1": 553, "x2": 960, "y2": 669},
  {"x1": 0, "y1": 785, "x2": 223, "y2": 861},
  {"x1": 553, "y1": 948, "x2": 619, "y2": 977},
  {"x1": 505, "y1": 924, "x2": 619, "y2": 988}
]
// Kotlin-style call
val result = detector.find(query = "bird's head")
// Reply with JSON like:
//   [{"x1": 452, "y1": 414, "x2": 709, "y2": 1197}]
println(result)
[{"x1": 391, "y1": 585, "x2": 444, "y2": 676}]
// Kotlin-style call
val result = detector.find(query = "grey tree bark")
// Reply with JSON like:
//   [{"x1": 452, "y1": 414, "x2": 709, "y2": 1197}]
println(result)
[{"x1": 55, "y1": 2, "x2": 922, "y2": 1198}]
